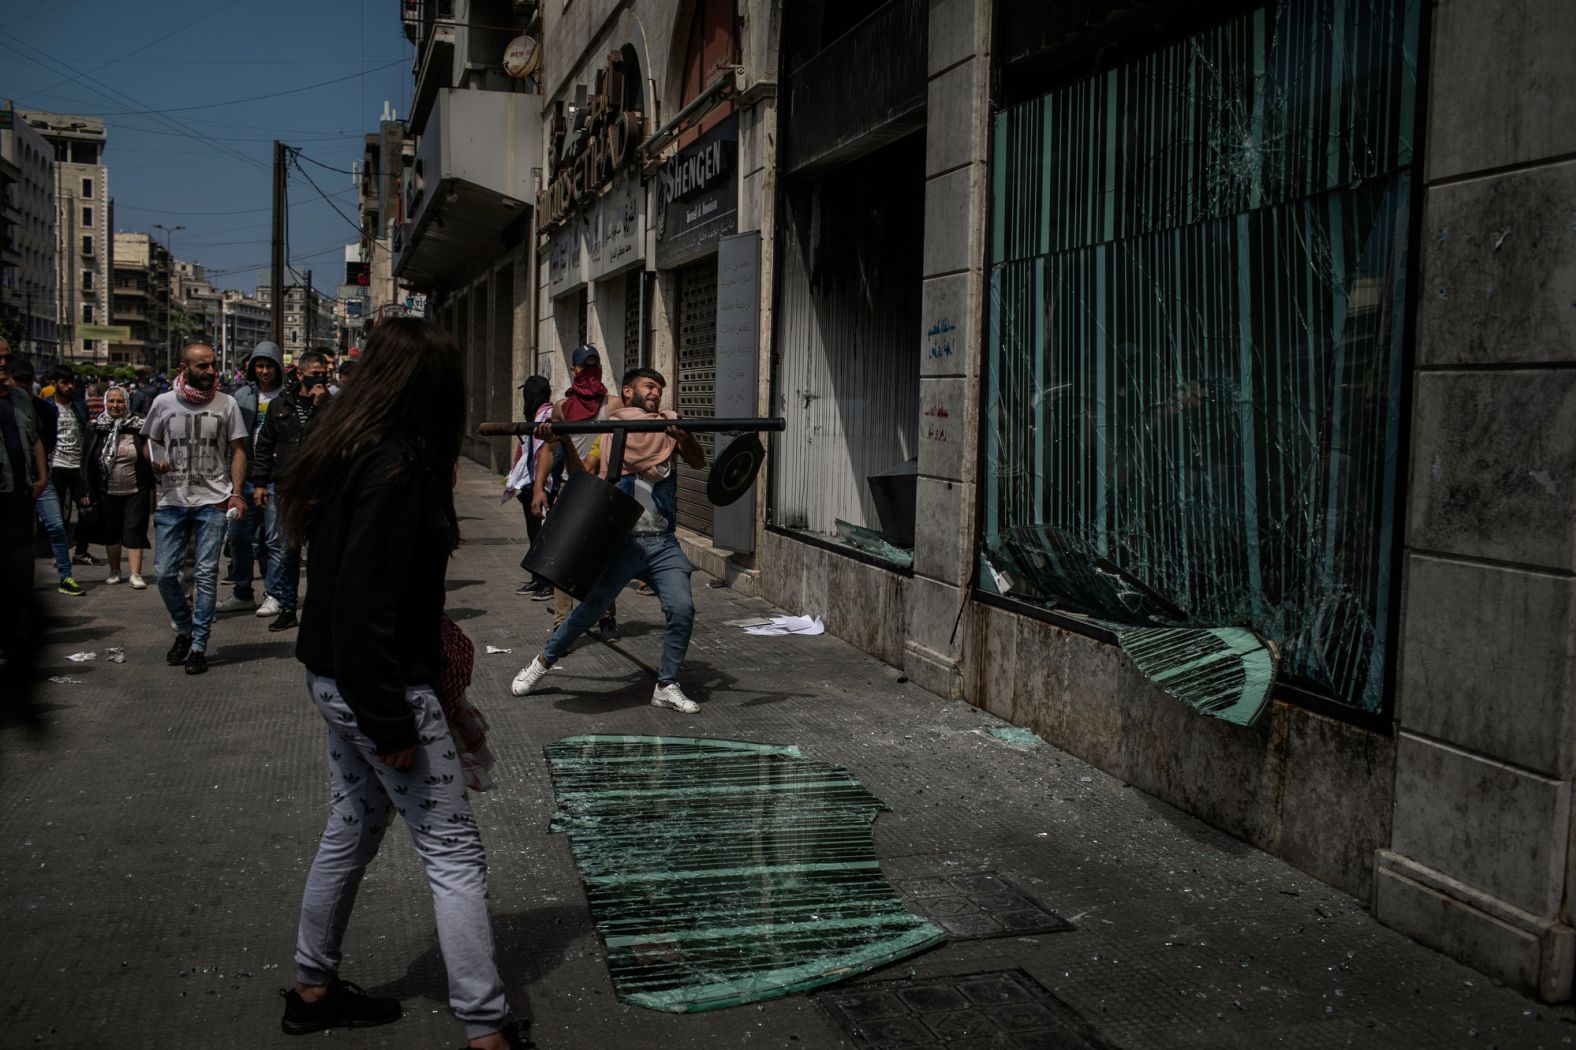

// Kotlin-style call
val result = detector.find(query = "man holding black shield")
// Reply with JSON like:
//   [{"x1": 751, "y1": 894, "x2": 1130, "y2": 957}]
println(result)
[{"x1": 511, "y1": 367, "x2": 707, "y2": 713}]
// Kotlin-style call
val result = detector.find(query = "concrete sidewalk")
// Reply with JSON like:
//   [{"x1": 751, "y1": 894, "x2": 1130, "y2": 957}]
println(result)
[{"x1": 2, "y1": 460, "x2": 1571, "y2": 1049}]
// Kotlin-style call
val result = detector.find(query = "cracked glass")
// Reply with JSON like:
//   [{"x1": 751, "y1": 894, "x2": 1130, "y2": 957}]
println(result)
[
  {"x1": 545, "y1": 736, "x2": 945, "y2": 1012},
  {"x1": 983, "y1": 0, "x2": 1420, "y2": 714}
]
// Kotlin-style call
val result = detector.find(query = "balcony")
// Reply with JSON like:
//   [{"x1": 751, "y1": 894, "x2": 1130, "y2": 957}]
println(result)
[
  {"x1": 781, "y1": 0, "x2": 927, "y2": 175},
  {"x1": 395, "y1": 86, "x2": 541, "y2": 290}
]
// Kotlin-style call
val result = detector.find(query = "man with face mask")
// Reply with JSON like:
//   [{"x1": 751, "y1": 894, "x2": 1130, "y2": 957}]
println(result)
[
  {"x1": 142, "y1": 339, "x2": 250, "y2": 675},
  {"x1": 249, "y1": 349, "x2": 331, "y2": 631}
]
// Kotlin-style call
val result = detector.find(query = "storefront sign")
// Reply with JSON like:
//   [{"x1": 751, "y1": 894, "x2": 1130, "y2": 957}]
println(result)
[
  {"x1": 538, "y1": 47, "x2": 644, "y2": 230},
  {"x1": 654, "y1": 114, "x2": 738, "y2": 270},
  {"x1": 587, "y1": 171, "x2": 645, "y2": 281},
  {"x1": 77, "y1": 324, "x2": 131, "y2": 342},
  {"x1": 547, "y1": 222, "x2": 586, "y2": 299}
]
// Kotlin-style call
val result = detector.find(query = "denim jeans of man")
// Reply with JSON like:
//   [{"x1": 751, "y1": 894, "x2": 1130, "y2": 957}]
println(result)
[
  {"x1": 542, "y1": 533, "x2": 694, "y2": 682},
  {"x1": 262, "y1": 484, "x2": 302, "y2": 610},
  {"x1": 33, "y1": 483, "x2": 71, "y2": 581},
  {"x1": 154, "y1": 504, "x2": 227, "y2": 652},
  {"x1": 225, "y1": 480, "x2": 267, "y2": 601}
]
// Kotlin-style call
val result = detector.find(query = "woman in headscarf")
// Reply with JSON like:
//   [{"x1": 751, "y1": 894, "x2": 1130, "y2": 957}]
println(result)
[
  {"x1": 84, "y1": 385, "x2": 155, "y2": 588},
  {"x1": 276, "y1": 317, "x2": 525, "y2": 1050}
]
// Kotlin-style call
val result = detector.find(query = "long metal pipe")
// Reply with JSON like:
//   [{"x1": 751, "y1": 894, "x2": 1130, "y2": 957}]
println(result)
[{"x1": 478, "y1": 416, "x2": 784, "y2": 437}]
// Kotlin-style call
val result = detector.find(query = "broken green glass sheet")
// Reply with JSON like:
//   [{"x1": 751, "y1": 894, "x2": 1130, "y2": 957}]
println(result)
[
  {"x1": 834, "y1": 518, "x2": 915, "y2": 567},
  {"x1": 544, "y1": 736, "x2": 945, "y2": 1013},
  {"x1": 986, "y1": 727, "x2": 1043, "y2": 747},
  {"x1": 1105, "y1": 624, "x2": 1278, "y2": 727},
  {"x1": 982, "y1": 0, "x2": 1419, "y2": 715}
]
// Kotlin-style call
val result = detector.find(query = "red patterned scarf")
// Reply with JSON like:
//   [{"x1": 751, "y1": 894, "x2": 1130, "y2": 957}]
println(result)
[
  {"x1": 174, "y1": 371, "x2": 217, "y2": 406},
  {"x1": 561, "y1": 366, "x2": 606, "y2": 422}
]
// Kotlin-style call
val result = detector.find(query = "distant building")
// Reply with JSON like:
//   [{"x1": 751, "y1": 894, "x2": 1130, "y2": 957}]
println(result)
[
  {"x1": 219, "y1": 288, "x2": 270, "y2": 370},
  {"x1": 109, "y1": 232, "x2": 170, "y2": 369},
  {"x1": 357, "y1": 108, "x2": 407, "y2": 332},
  {"x1": 173, "y1": 259, "x2": 224, "y2": 363},
  {"x1": 21, "y1": 110, "x2": 111, "y2": 364},
  {"x1": 0, "y1": 102, "x2": 59, "y2": 362},
  {"x1": 256, "y1": 281, "x2": 335, "y2": 362}
]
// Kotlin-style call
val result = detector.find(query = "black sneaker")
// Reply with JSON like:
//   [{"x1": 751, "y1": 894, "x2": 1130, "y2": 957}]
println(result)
[
  {"x1": 597, "y1": 615, "x2": 620, "y2": 642},
  {"x1": 281, "y1": 980, "x2": 402, "y2": 1035},
  {"x1": 268, "y1": 609, "x2": 299, "y2": 632},
  {"x1": 185, "y1": 650, "x2": 209, "y2": 675},
  {"x1": 72, "y1": 551, "x2": 100, "y2": 566},
  {"x1": 529, "y1": 585, "x2": 553, "y2": 602},
  {"x1": 514, "y1": 581, "x2": 536, "y2": 595},
  {"x1": 165, "y1": 633, "x2": 191, "y2": 666}
]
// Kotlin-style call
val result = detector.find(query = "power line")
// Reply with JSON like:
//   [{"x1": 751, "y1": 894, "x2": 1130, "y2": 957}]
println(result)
[
  {"x1": 83, "y1": 59, "x2": 406, "y2": 117},
  {"x1": 288, "y1": 150, "x2": 390, "y2": 257},
  {"x1": 115, "y1": 188, "x2": 354, "y2": 217},
  {"x1": 23, "y1": 0, "x2": 246, "y2": 99}
]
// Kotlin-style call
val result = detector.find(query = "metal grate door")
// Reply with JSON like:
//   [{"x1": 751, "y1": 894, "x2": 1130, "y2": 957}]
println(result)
[{"x1": 675, "y1": 257, "x2": 717, "y2": 535}]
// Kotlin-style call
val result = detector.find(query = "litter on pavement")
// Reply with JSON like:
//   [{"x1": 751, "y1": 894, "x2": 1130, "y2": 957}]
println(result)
[
  {"x1": 66, "y1": 652, "x2": 96, "y2": 662},
  {"x1": 484, "y1": 645, "x2": 513, "y2": 654},
  {"x1": 740, "y1": 615, "x2": 824, "y2": 637}
]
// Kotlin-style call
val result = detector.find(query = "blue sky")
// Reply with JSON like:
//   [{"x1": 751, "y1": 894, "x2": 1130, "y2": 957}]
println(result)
[{"x1": 0, "y1": 0, "x2": 413, "y2": 292}]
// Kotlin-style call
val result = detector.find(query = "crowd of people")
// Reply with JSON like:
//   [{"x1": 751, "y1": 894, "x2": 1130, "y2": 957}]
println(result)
[
  {"x1": 1, "y1": 321, "x2": 714, "y2": 1049},
  {"x1": 0, "y1": 336, "x2": 342, "y2": 673}
]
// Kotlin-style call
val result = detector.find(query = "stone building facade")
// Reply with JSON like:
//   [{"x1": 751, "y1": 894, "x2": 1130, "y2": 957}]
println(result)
[
  {"x1": 21, "y1": 111, "x2": 110, "y2": 365},
  {"x1": 388, "y1": 0, "x2": 1576, "y2": 1002}
]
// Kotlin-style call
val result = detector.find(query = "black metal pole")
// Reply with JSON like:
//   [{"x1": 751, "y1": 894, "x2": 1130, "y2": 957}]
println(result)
[{"x1": 477, "y1": 416, "x2": 786, "y2": 437}]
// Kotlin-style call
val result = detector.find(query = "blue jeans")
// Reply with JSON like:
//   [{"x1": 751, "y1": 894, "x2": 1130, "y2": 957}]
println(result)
[
  {"x1": 542, "y1": 533, "x2": 694, "y2": 683},
  {"x1": 33, "y1": 483, "x2": 71, "y2": 581},
  {"x1": 226, "y1": 480, "x2": 267, "y2": 601},
  {"x1": 154, "y1": 504, "x2": 227, "y2": 652},
  {"x1": 262, "y1": 484, "x2": 302, "y2": 610}
]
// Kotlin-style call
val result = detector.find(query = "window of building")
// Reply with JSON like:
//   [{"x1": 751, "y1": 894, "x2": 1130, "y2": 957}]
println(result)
[
  {"x1": 81, "y1": 235, "x2": 93, "y2": 256},
  {"x1": 81, "y1": 177, "x2": 93, "y2": 198},
  {"x1": 70, "y1": 141, "x2": 98, "y2": 165},
  {"x1": 81, "y1": 206, "x2": 92, "y2": 226},
  {"x1": 82, "y1": 304, "x2": 94, "y2": 323},
  {"x1": 980, "y1": 0, "x2": 1420, "y2": 714},
  {"x1": 82, "y1": 270, "x2": 94, "y2": 291}
]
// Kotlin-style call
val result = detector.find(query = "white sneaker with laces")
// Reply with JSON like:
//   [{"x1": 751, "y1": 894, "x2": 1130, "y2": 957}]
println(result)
[
  {"x1": 104, "y1": 573, "x2": 122, "y2": 585},
  {"x1": 214, "y1": 594, "x2": 255, "y2": 613},
  {"x1": 510, "y1": 656, "x2": 551, "y2": 697},
  {"x1": 651, "y1": 682, "x2": 700, "y2": 714},
  {"x1": 256, "y1": 595, "x2": 283, "y2": 617},
  {"x1": 129, "y1": 574, "x2": 147, "y2": 589}
]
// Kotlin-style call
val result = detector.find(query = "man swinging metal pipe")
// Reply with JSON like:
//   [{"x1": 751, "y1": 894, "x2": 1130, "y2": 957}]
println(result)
[{"x1": 483, "y1": 367, "x2": 781, "y2": 715}]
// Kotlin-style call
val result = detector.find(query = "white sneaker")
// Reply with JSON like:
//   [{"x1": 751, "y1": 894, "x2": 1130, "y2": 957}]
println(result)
[
  {"x1": 129, "y1": 574, "x2": 147, "y2": 589},
  {"x1": 651, "y1": 682, "x2": 700, "y2": 714},
  {"x1": 214, "y1": 594, "x2": 255, "y2": 613},
  {"x1": 104, "y1": 573, "x2": 122, "y2": 585},
  {"x1": 510, "y1": 656, "x2": 551, "y2": 697},
  {"x1": 256, "y1": 595, "x2": 283, "y2": 617}
]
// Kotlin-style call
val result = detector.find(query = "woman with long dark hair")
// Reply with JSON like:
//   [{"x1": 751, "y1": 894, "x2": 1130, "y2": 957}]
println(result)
[{"x1": 277, "y1": 318, "x2": 525, "y2": 1050}]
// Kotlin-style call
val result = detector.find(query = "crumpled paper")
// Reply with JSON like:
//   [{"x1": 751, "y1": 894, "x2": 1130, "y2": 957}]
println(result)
[{"x1": 742, "y1": 615, "x2": 825, "y2": 637}]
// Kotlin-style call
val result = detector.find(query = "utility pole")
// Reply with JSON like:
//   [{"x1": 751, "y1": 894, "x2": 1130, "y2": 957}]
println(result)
[
  {"x1": 305, "y1": 269, "x2": 314, "y2": 349},
  {"x1": 271, "y1": 140, "x2": 285, "y2": 348}
]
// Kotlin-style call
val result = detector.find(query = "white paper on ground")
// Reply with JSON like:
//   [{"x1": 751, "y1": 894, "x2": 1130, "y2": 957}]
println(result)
[
  {"x1": 67, "y1": 652, "x2": 96, "y2": 662},
  {"x1": 105, "y1": 647, "x2": 126, "y2": 664},
  {"x1": 724, "y1": 617, "x2": 776, "y2": 628},
  {"x1": 742, "y1": 615, "x2": 825, "y2": 637},
  {"x1": 49, "y1": 676, "x2": 83, "y2": 684},
  {"x1": 484, "y1": 645, "x2": 513, "y2": 654}
]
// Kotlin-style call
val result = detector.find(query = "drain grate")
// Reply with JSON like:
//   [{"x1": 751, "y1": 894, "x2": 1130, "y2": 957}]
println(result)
[
  {"x1": 894, "y1": 872, "x2": 1073, "y2": 940},
  {"x1": 815, "y1": 968, "x2": 1112, "y2": 1049}
]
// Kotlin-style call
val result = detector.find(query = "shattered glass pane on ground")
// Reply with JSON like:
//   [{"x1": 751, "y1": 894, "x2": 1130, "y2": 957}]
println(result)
[
  {"x1": 984, "y1": 0, "x2": 1419, "y2": 715},
  {"x1": 544, "y1": 736, "x2": 946, "y2": 1012}
]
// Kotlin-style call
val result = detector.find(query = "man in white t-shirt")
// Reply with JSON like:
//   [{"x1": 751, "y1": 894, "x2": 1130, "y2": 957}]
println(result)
[{"x1": 142, "y1": 340, "x2": 250, "y2": 676}]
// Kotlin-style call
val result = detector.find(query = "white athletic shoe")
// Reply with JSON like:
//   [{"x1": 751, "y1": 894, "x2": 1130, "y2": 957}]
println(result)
[
  {"x1": 256, "y1": 595, "x2": 283, "y2": 617},
  {"x1": 129, "y1": 574, "x2": 147, "y2": 589},
  {"x1": 104, "y1": 573, "x2": 122, "y2": 585},
  {"x1": 510, "y1": 656, "x2": 551, "y2": 697},
  {"x1": 214, "y1": 594, "x2": 255, "y2": 613},
  {"x1": 651, "y1": 682, "x2": 700, "y2": 714}
]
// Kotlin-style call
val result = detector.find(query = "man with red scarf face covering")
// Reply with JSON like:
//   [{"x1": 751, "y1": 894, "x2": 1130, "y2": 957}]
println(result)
[{"x1": 545, "y1": 345, "x2": 622, "y2": 638}]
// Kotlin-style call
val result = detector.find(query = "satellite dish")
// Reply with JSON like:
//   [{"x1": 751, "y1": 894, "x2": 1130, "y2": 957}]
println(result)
[
  {"x1": 503, "y1": 34, "x2": 541, "y2": 79},
  {"x1": 707, "y1": 433, "x2": 765, "y2": 507}
]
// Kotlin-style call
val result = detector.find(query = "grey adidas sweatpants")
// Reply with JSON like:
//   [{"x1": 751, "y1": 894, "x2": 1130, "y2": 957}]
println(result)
[{"x1": 293, "y1": 673, "x2": 511, "y2": 1040}]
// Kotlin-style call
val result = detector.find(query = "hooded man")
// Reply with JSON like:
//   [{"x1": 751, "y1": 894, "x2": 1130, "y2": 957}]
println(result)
[{"x1": 217, "y1": 340, "x2": 283, "y2": 613}]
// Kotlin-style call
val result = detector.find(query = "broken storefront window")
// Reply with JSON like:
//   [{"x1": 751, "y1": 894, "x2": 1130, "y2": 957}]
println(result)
[{"x1": 983, "y1": 0, "x2": 1419, "y2": 717}]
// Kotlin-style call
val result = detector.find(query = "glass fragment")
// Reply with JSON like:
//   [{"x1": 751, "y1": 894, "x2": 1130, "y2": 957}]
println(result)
[{"x1": 545, "y1": 736, "x2": 946, "y2": 1012}]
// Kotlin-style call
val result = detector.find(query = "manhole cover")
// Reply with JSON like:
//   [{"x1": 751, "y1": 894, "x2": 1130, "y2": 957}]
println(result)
[
  {"x1": 815, "y1": 968, "x2": 1113, "y2": 1048},
  {"x1": 894, "y1": 872, "x2": 1073, "y2": 940}
]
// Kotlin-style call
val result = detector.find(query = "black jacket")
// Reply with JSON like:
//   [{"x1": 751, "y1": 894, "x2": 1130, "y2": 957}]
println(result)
[
  {"x1": 84, "y1": 417, "x2": 155, "y2": 498},
  {"x1": 295, "y1": 435, "x2": 452, "y2": 755},
  {"x1": 31, "y1": 396, "x2": 58, "y2": 456},
  {"x1": 248, "y1": 386, "x2": 322, "y2": 486}
]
